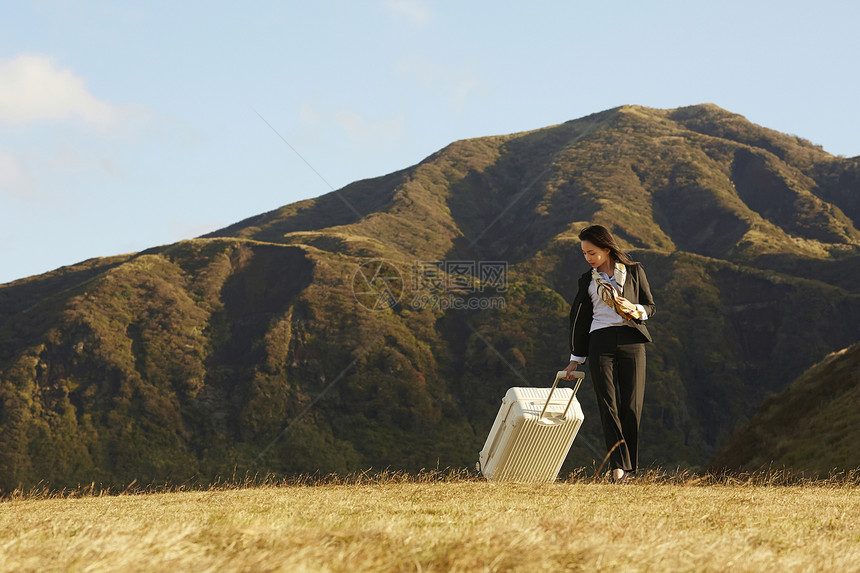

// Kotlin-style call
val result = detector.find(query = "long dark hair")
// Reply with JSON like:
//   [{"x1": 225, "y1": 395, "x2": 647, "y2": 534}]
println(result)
[{"x1": 578, "y1": 225, "x2": 635, "y2": 265}]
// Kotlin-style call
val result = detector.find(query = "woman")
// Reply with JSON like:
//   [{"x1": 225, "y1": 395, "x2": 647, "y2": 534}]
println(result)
[{"x1": 564, "y1": 225, "x2": 656, "y2": 481}]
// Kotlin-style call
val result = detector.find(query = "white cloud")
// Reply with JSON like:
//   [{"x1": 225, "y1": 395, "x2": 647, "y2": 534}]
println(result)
[
  {"x1": 297, "y1": 102, "x2": 407, "y2": 152},
  {"x1": 47, "y1": 142, "x2": 119, "y2": 176},
  {"x1": 0, "y1": 55, "x2": 119, "y2": 127},
  {"x1": 452, "y1": 76, "x2": 481, "y2": 112},
  {"x1": 0, "y1": 54, "x2": 200, "y2": 204},
  {"x1": 0, "y1": 150, "x2": 32, "y2": 199},
  {"x1": 384, "y1": 0, "x2": 432, "y2": 27},
  {"x1": 332, "y1": 107, "x2": 407, "y2": 146},
  {"x1": 394, "y1": 57, "x2": 484, "y2": 113},
  {"x1": 299, "y1": 101, "x2": 320, "y2": 129}
]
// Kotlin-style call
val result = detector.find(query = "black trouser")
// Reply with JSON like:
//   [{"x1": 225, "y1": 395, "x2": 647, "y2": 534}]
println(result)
[{"x1": 588, "y1": 326, "x2": 646, "y2": 473}]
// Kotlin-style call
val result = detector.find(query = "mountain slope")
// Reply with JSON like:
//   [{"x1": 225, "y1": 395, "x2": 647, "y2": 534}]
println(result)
[
  {"x1": 2, "y1": 104, "x2": 859, "y2": 490},
  {"x1": 709, "y1": 341, "x2": 860, "y2": 475}
]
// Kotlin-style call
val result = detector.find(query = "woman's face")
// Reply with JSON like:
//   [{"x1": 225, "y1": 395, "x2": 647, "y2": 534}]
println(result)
[{"x1": 581, "y1": 240, "x2": 611, "y2": 270}]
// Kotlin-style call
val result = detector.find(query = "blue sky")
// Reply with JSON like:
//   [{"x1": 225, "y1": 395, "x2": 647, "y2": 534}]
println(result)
[{"x1": 2, "y1": 0, "x2": 859, "y2": 284}]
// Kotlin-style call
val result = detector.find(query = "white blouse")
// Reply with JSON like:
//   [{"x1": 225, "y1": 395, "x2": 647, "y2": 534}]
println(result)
[{"x1": 570, "y1": 264, "x2": 648, "y2": 364}]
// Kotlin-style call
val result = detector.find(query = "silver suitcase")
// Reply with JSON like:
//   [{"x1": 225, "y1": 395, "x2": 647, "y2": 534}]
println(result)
[{"x1": 477, "y1": 371, "x2": 585, "y2": 482}]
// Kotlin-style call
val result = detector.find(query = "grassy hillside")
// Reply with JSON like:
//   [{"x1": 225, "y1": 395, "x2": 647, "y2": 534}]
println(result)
[
  {"x1": 711, "y1": 342, "x2": 860, "y2": 475},
  {"x1": 2, "y1": 103, "x2": 860, "y2": 490},
  {"x1": 2, "y1": 476, "x2": 858, "y2": 572}
]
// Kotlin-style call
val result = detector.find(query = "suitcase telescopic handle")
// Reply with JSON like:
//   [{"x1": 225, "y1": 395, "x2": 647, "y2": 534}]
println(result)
[{"x1": 539, "y1": 370, "x2": 585, "y2": 421}]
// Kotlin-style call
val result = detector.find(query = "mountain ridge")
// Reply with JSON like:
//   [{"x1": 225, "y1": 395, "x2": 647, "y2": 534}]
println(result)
[{"x1": 205, "y1": 104, "x2": 860, "y2": 265}]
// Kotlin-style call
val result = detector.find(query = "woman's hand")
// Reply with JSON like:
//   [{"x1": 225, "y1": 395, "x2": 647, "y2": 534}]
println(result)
[{"x1": 563, "y1": 360, "x2": 579, "y2": 380}]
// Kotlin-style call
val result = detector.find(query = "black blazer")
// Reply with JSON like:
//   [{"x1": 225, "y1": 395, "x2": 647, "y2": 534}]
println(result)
[{"x1": 569, "y1": 263, "x2": 656, "y2": 358}]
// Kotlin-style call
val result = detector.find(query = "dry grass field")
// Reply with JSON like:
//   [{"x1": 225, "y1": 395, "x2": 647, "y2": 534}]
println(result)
[{"x1": 1, "y1": 472, "x2": 859, "y2": 572}]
